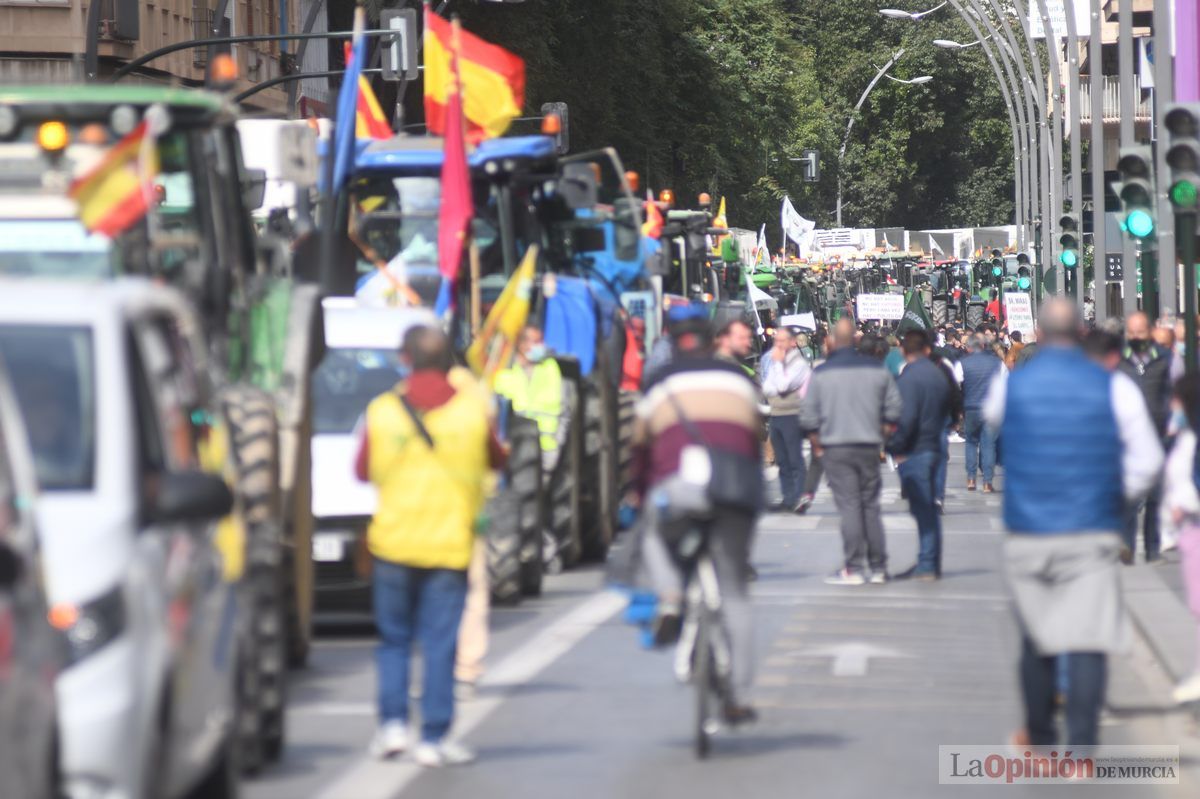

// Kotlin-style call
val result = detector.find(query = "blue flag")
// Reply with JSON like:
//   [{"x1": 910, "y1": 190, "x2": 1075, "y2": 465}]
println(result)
[{"x1": 331, "y1": 7, "x2": 366, "y2": 193}]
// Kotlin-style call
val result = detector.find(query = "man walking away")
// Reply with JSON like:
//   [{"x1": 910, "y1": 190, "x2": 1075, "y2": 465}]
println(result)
[
  {"x1": 801, "y1": 318, "x2": 903, "y2": 585},
  {"x1": 960, "y1": 334, "x2": 1004, "y2": 493},
  {"x1": 761, "y1": 327, "x2": 811, "y2": 513},
  {"x1": 984, "y1": 299, "x2": 1162, "y2": 747},
  {"x1": 356, "y1": 326, "x2": 504, "y2": 766},
  {"x1": 1118, "y1": 311, "x2": 1179, "y2": 563},
  {"x1": 633, "y1": 307, "x2": 762, "y2": 723},
  {"x1": 887, "y1": 330, "x2": 953, "y2": 580}
]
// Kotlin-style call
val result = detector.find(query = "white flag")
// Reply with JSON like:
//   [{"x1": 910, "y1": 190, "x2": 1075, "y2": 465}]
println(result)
[
  {"x1": 930, "y1": 236, "x2": 945, "y2": 256},
  {"x1": 745, "y1": 263, "x2": 767, "y2": 335},
  {"x1": 781, "y1": 196, "x2": 815, "y2": 247},
  {"x1": 756, "y1": 223, "x2": 769, "y2": 266}
]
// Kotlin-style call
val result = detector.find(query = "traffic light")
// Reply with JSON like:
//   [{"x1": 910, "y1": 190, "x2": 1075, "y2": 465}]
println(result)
[
  {"x1": 1165, "y1": 104, "x2": 1200, "y2": 211},
  {"x1": 1016, "y1": 253, "x2": 1031, "y2": 290},
  {"x1": 1058, "y1": 214, "x2": 1080, "y2": 269},
  {"x1": 1116, "y1": 146, "x2": 1157, "y2": 239},
  {"x1": 990, "y1": 248, "x2": 1003, "y2": 281}
]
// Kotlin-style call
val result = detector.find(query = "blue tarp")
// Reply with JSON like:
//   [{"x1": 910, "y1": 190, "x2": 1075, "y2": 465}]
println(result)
[{"x1": 544, "y1": 276, "x2": 597, "y2": 376}]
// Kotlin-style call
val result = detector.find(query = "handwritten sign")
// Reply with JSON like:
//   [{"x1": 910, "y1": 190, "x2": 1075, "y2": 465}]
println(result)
[{"x1": 855, "y1": 294, "x2": 904, "y2": 320}]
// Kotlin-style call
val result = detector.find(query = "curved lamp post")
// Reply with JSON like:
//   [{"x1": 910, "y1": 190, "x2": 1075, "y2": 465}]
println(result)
[
  {"x1": 879, "y1": 2, "x2": 949, "y2": 20},
  {"x1": 836, "y1": 48, "x2": 933, "y2": 227}
]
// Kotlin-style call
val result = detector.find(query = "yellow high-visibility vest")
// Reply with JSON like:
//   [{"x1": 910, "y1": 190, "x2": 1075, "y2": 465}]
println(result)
[
  {"x1": 493, "y1": 359, "x2": 563, "y2": 453},
  {"x1": 365, "y1": 387, "x2": 489, "y2": 570}
]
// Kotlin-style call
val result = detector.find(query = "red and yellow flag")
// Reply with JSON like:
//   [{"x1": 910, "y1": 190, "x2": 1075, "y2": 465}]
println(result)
[
  {"x1": 344, "y1": 43, "x2": 391, "y2": 139},
  {"x1": 423, "y1": 8, "x2": 524, "y2": 142},
  {"x1": 68, "y1": 121, "x2": 159, "y2": 238}
]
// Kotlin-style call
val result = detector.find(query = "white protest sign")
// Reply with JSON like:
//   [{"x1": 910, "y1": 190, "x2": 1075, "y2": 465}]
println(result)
[
  {"x1": 1005, "y1": 293, "x2": 1035, "y2": 338},
  {"x1": 1028, "y1": 0, "x2": 1089, "y2": 40},
  {"x1": 855, "y1": 293, "x2": 905, "y2": 320},
  {"x1": 780, "y1": 312, "x2": 817, "y2": 331}
]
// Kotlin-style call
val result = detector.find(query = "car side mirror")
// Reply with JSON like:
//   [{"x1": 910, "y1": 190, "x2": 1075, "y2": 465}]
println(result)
[
  {"x1": 0, "y1": 541, "x2": 22, "y2": 590},
  {"x1": 242, "y1": 168, "x2": 268, "y2": 210},
  {"x1": 154, "y1": 471, "x2": 234, "y2": 524},
  {"x1": 558, "y1": 163, "x2": 598, "y2": 210}
]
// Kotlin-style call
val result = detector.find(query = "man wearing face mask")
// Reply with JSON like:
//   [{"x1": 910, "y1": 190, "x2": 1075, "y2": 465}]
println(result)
[
  {"x1": 1117, "y1": 312, "x2": 1182, "y2": 563},
  {"x1": 494, "y1": 325, "x2": 570, "y2": 471}
]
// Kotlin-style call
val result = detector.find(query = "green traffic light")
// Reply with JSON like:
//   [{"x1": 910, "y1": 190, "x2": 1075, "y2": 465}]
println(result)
[
  {"x1": 1170, "y1": 180, "x2": 1199, "y2": 209},
  {"x1": 1060, "y1": 249, "x2": 1078, "y2": 268},
  {"x1": 1125, "y1": 208, "x2": 1155, "y2": 238},
  {"x1": 991, "y1": 266, "x2": 1003, "y2": 277},
  {"x1": 1017, "y1": 276, "x2": 1031, "y2": 290}
]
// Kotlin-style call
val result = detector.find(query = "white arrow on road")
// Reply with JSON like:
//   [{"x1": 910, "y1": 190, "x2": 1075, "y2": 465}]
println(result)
[{"x1": 804, "y1": 642, "x2": 912, "y2": 677}]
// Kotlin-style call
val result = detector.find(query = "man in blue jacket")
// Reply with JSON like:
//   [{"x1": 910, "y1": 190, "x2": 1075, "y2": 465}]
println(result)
[
  {"x1": 960, "y1": 334, "x2": 1004, "y2": 492},
  {"x1": 887, "y1": 329, "x2": 954, "y2": 580},
  {"x1": 984, "y1": 299, "x2": 1163, "y2": 747}
]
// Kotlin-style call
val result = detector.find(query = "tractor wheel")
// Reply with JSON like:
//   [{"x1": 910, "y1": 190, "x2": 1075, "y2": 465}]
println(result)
[
  {"x1": 485, "y1": 489, "x2": 523, "y2": 606},
  {"x1": 545, "y1": 378, "x2": 582, "y2": 568},
  {"x1": 616, "y1": 389, "x2": 639, "y2": 512},
  {"x1": 282, "y1": 405, "x2": 315, "y2": 669},
  {"x1": 220, "y1": 386, "x2": 287, "y2": 772},
  {"x1": 578, "y1": 384, "x2": 610, "y2": 560},
  {"x1": 507, "y1": 416, "x2": 543, "y2": 596}
]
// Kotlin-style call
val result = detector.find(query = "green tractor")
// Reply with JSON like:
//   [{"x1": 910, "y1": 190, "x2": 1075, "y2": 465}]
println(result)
[{"x1": 0, "y1": 85, "x2": 323, "y2": 772}]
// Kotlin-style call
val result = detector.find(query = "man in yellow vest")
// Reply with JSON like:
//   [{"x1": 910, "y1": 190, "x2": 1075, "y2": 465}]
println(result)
[
  {"x1": 354, "y1": 325, "x2": 505, "y2": 767},
  {"x1": 493, "y1": 325, "x2": 569, "y2": 469}
]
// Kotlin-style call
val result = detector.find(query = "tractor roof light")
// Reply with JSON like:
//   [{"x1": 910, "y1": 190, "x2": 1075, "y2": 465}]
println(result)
[{"x1": 36, "y1": 120, "x2": 69, "y2": 153}]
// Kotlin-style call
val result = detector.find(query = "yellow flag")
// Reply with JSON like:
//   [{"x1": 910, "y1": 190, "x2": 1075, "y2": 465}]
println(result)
[
  {"x1": 710, "y1": 196, "x2": 729, "y2": 255},
  {"x1": 467, "y1": 245, "x2": 538, "y2": 384}
]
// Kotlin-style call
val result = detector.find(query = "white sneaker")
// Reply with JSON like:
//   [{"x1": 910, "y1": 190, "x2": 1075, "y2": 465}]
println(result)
[
  {"x1": 948, "y1": 433, "x2": 965, "y2": 444},
  {"x1": 1172, "y1": 673, "x2": 1200, "y2": 704},
  {"x1": 414, "y1": 740, "x2": 476, "y2": 767},
  {"x1": 368, "y1": 721, "x2": 409, "y2": 759}
]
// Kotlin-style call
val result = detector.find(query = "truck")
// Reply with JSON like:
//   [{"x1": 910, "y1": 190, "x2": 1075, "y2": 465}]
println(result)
[{"x1": 0, "y1": 85, "x2": 324, "y2": 773}]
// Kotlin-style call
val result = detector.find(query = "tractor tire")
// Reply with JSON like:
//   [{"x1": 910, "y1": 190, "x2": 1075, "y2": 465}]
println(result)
[
  {"x1": 545, "y1": 377, "x2": 582, "y2": 568},
  {"x1": 578, "y1": 384, "x2": 610, "y2": 561},
  {"x1": 485, "y1": 490, "x2": 522, "y2": 606},
  {"x1": 220, "y1": 386, "x2": 287, "y2": 772},
  {"x1": 282, "y1": 404, "x2": 315, "y2": 670},
  {"x1": 507, "y1": 416, "x2": 543, "y2": 597},
  {"x1": 616, "y1": 389, "x2": 638, "y2": 506}
]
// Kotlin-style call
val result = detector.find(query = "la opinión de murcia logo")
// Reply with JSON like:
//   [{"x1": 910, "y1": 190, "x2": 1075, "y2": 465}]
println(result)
[{"x1": 938, "y1": 745, "x2": 1180, "y2": 785}]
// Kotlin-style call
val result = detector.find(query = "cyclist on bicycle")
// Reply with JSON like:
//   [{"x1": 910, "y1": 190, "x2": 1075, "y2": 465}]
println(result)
[{"x1": 631, "y1": 305, "x2": 764, "y2": 724}]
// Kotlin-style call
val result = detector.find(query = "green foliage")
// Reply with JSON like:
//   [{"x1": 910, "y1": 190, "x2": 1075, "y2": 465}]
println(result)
[{"x1": 443, "y1": 0, "x2": 1012, "y2": 242}]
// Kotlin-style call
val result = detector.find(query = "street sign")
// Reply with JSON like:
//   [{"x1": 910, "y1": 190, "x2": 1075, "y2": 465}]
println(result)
[
  {"x1": 380, "y1": 8, "x2": 418, "y2": 82},
  {"x1": 1004, "y1": 293, "x2": 1035, "y2": 338},
  {"x1": 855, "y1": 293, "x2": 904, "y2": 320},
  {"x1": 1105, "y1": 253, "x2": 1124, "y2": 282}
]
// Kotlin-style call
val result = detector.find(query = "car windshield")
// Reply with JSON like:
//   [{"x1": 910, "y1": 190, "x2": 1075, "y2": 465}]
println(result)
[
  {"x1": 0, "y1": 219, "x2": 118, "y2": 278},
  {"x1": 351, "y1": 176, "x2": 441, "y2": 274},
  {"x1": 312, "y1": 348, "x2": 405, "y2": 435},
  {"x1": 0, "y1": 325, "x2": 95, "y2": 490}
]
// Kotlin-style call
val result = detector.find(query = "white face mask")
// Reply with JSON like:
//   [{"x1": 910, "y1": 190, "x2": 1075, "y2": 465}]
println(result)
[{"x1": 526, "y1": 344, "x2": 548, "y2": 363}]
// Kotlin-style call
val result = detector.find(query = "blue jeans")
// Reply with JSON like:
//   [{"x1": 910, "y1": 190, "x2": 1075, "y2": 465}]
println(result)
[
  {"x1": 769, "y1": 415, "x2": 807, "y2": 507},
  {"x1": 934, "y1": 421, "x2": 950, "y2": 503},
  {"x1": 963, "y1": 409, "x2": 997, "y2": 484},
  {"x1": 898, "y1": 450, "x2": 941, "y2": 575},
  {"x1": 373, "y1": 559, "x2": 468, "y2": 743},
  {"x1": 1021, "y1": 638, "x2": 1107, "y2": 746}
]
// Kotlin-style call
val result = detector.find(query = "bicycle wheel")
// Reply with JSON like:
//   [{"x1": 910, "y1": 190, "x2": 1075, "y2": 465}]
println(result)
[{"x1": 693, "y1": 609, "x2": 712, "y2": 759}]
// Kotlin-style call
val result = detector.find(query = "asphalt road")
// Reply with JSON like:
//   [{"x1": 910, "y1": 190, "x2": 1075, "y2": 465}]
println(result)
[{"x1": 245, "y1": 450, "x2": 1200, "y2": 799}]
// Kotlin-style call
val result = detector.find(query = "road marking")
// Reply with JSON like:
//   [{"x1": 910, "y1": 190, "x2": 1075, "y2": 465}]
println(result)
[
  {"x1": 294, "y1": 702, "x2": 374, "y2": 716},
  {"x1": 314, "y1": 590, "x2": 625, "y2": 799},
  {"x1": 802, "y1": 641, "x2": 913, "y2": 677}
]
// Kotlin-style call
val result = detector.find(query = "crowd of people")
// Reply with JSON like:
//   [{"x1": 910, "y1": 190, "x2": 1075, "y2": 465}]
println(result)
[{"x1": 347, "y1": 298, "x2": 1200, "y2": 765}]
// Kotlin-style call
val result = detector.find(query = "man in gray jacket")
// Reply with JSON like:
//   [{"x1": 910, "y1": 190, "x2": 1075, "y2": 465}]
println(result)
[
  {"x1": 760, "y1": 327, "x2": 812, "y2": 512},
  {"x1": 800, "y1": 319, "x2": 903, "y2": 585}
]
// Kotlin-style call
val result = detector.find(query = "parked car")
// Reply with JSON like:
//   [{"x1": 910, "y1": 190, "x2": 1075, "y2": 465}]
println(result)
[
  {"x1": 0, "y1": 353, "x2": 61, "y2": 799},
  {"x1": 0, "y1": 279, "x2": 240, "y2": 799},
  {"x1": 310, "y1": 299, "x2": 435, "y2": 623}
]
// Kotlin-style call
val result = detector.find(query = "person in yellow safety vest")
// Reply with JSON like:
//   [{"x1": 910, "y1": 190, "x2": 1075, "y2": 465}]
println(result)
[{"x1": 493, "y1": 325, "x2": 570, "y2": 470}]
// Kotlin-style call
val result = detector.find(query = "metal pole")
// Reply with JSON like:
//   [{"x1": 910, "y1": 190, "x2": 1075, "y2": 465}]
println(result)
[
  {"x1": 1034, "y1": 0, "x2": 1065, "y2": 285},
  {"x1": 1119, "y1": 0, "x2": 1137, "y2": 316},
  {"x1": 1064, "y1": 1, "x2": 1084, "y2": 307},
  {"x1": 1090, "y1": 0, "x2": 1108, "y2": 325},
  {"x1": 1155, "y1": 0, "x2": 1177, "y2": 317},
  {"x1": 837, "y1": 49, "x2": 905, "y2": 227},
  {"x1": 985, "y1": 0, "x2": 1048, "y2": 268},
  {"x1": 1182, "y1": 211, "x2": 1198, "y2": 373},
  {"x1": 951, "y1": 0, "x2": 1030, "y2": 253},
  {"x1": 236, "y1": 67, "x2": 382, "y2": 102},
  {"x1": 1011, "y1": 0, "x2": 1056, "y2": 272}
]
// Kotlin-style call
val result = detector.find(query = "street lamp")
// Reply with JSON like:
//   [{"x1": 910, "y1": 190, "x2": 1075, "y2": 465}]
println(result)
[
  {"x1": 883, "y1": 73, "x2": 934, "y2": 85},
  {"x1": 836, "y1": 48, "x2": 932, "y2": 227},
  {"x1": 878, "y1": 2, "x2": 949, "y2": 20},
  {"x1": 932, "y1": 36, "x2": 992, "y2": 50}
]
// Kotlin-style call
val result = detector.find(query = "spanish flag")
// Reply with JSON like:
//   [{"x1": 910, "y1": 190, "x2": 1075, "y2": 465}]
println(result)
[
  {"x1": 68, "y1": 121, "x2": 159, "y2": 238},
  {"x1": 424, "y1": 8, "x2": 524, "y2": 142},
  {"x1": 467, "y1": 244, "x2": 538, "y2": 384},
  {"x1": 344, "y1": 43, "x2": 391, "y2": 140}
]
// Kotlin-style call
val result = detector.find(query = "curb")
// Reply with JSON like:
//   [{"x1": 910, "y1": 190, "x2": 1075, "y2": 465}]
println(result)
[{"x1": 1122, "y1": 562, "x2": 1197, "y2": 690}]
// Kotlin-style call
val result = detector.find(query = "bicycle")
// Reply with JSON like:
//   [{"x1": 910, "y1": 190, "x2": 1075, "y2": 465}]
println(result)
[{"x1": 671, "y1": 528, "x2": 733, "y2": 760}]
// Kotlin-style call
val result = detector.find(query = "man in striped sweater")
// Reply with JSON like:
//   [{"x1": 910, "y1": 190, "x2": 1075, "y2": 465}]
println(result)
[{"x1": 632, "y1": 308, "x2": 763, "y2": 723}]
